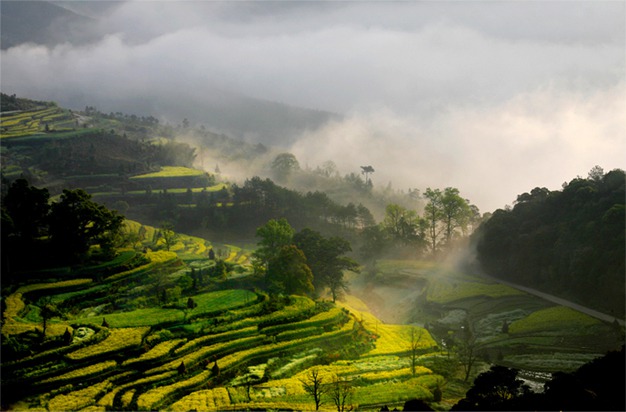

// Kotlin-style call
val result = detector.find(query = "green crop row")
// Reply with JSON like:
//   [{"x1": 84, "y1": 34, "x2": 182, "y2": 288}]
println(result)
[
  {"x1": 262, "y1": 307, "x2": 346, "y2": 336},
  {"x1": 274, "y1": 326, "x2": 323, "y2": 342},
  {"x1": 168, "y1": 387, "x2": 231, "y2": 411},
  {"x1": 123, "y1": 339, "x2": 187, "y2": 368},
  {"x1": 136, "y1": 369, "x2": 212, "y2": 410},
  {"x1": 174, "y1": 327, "x2": 258, "y2": 357},
  {"x1": 96, "y1": 371, "x2": 178, "y2": 409},
  {"x1": 217, "y1": 318, "x2": 357, "y2": 372},
  {"x1": 104, "y1": 251, "x2": 178, "y2": 281},
  {"x1": 130, "y1": 166, "x2": 206, "y2": 179},
  {"x1": 47, "y1": 380, "x2": 113, "y2": 411},
  {"x1": 66, "y1": 327, "x2": 150, "y2": 361},
  {"x1": 137, "y1": 319, "x2": 355, "y2": 412},
  {"x1": 257, "y1": 296, "x2": 317, "y2": 329},
  {"x1": 41, "y1": 360, "x2": 118, "y2": 385},
  {"x1": 147, "y1": 335, "x2": 266, "y2": 375},
  {"x1": 71, "y1": 290, "x2": 256, "y2": 328}
]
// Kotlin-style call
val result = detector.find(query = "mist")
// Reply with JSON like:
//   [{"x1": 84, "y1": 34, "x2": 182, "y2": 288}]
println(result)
[{"x1": 2, "y1": 0, "x2": 624, "y2": 212}]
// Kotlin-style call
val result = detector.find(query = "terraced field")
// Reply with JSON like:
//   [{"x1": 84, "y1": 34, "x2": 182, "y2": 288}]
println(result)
[
  {"x1": 2, "y1": 249, "x2": 447, "y2": 411},
  {"x1": 351, "y1": 260, "x2": 624, "y2": 375},
  {"x1": 1, "y1": 106, "x2": 77, "y2": 139}
]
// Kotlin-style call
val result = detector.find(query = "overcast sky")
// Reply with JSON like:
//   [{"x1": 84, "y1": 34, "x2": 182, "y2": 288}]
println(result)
[{"x1": 2, "y1": 1, "x2": 625, "y2": 212}]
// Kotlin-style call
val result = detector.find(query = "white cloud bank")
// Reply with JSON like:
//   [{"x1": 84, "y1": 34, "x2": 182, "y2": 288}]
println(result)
[{"x1": 291, "y1": 83, "x2": 626, "y2": 212}]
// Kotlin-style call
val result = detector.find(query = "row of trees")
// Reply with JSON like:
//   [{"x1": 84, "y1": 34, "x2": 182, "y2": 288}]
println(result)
[
  {"x1": 1, "y1": 179, "x2": 124, "y2": 276},
  {"x1": 167, "y1": 176, "x2": 375, "y2": 236},
  {"x1": 473, "y1": 167, "x2": 625, "y2": 317},
  {"x1": 360, "y1": 187, "x2": 481, "y2": 259},
  {"x1": 253, "y1": 218, "x2": 359, "y2": 301}
]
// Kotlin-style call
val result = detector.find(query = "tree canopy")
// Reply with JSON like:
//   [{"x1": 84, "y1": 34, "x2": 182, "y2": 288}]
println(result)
[
  {"x1": 473, "y1": 167, "x2": 625, "y2": 317},
  {"x1": 49, "y1": 189, "x2": 124, "y2": 262},
  {"x1": 266, "y1": 245, "x2": 314, "y2": 296},
  {"x1": 294, "y1": 228, "x2": 359, "y2": 302},
  {"x1": 253, "y1": 218, "x2": 295, "y2": 269},
  {"x1": 255, "y1": 220, "x2": 358, "y2": 299},
  {"x1": 1, "y1": 180, "x2": 124, "y2": 274}
]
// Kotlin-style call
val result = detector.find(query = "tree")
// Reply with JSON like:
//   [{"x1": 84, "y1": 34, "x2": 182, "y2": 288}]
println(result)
[
  {"x1": 2, "y1": 178, "x2": 50, "y2": 243},
  {"x1": 271, "y1": 152, "x2": 300, "y2": 183},
  {"x1": 300, "y1": 368, "x2": 326, "y2": 411},
  {"x1": 158, "y1": 221, "x2": 178, "y2": 251},
  {"x1": 40, "y1": 302, "x2": 61, "y2": 340},
  {"x1": 63, "y1": 327, "x2": 73, "y2": 346},
  {"x1": 473, "y1": 168, "x2": 625, "y2": 318},
  {"x1": 48, "y1": 189, "x2": 124, "y2": 262},
  {"x1": 440, "y1": 187, "x2": 473, "y2": 244},
  {"x1": 253, "y1": 218, "x2": 295, "y2": 270},
  {"x1": 423, "y1": 188, "x2": 443, "y2": 255},
  {"x1": 266, "y1": 245, "x2": 314, "y2": 296},
  {"x1": 451, "y1": 365, "x2": 529, "y2": 411},
  {"x1": 318, "y1": 160, "x2": 339, "y2": 178},
  {"x1": 329, "y1": 374, "x2": 354, "y2": 412},
  {"x1": 587, "y1": 165, "x2": 604, "y2": 182},
  {"x1": 360, "y1": 165, "x2": 375, "y2": 186},
  {"x1": 184, "y1": 297, "x2": 198, "y2": 321},
  {"x1": 457, "y1": 323, "x2": 478, "y2": 382},
  {"x1": 382, "y1": 204, "x2": 425, "y2": 247},
  {"x1": 408, "y1": 327, "x2": 424, "y2": 376},
  {"x1": 294, "y1": 228, "x2": 359, "y2": 302},
  {"x1": 1, "y1": 179, "x2": 51, "y2": 274}
]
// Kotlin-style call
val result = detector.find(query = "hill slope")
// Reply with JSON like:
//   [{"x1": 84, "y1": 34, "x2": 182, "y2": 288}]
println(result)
[{"x1": 0, "y1": 0, "x2": 96, "y2": 49}]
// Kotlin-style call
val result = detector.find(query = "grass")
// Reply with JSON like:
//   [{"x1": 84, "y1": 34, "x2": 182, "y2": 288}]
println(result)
[
  {"x1": 169, "y1": 388, "x2": 231, "y2": 411},
  {"x1": 509, "y1": 306, "x2": 601, "y2": 334},
  {"x1": 426, "y1": 277, "x2": 523, "y2": 304}
]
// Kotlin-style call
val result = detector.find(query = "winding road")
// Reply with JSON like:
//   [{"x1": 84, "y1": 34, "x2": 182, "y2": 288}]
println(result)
[{"x1": 483, "y1": 274, "x2": 625, "y2": 327}]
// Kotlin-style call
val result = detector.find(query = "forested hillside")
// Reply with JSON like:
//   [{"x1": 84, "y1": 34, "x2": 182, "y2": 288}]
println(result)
[{"x1": 473, "y1": 167, "x2": 625, "y2": 318}]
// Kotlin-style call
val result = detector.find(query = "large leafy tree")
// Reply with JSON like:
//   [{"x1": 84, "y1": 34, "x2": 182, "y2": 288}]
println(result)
[
  {"x1": 382, "y1": 203, "x2": 426, "y2": 247},
  {"x1": 424, "y1": 187, "x2": 476, "y2": 254},
  {"x1": 2, "y1": 178, "x2": 50, "y2": 242},
  {"x1": 49, "y1": 189, "x2": 124, "y2": 262},
  {"x1": 253, "y1": 218, "x2": 295, "y2": 271},
  {"x1": 294, "y1": 228, "x2": 359, "y2": 302},
  {"x1": 266, "y1": 245, "x2": 314, "y2": 296},
  {"x1": 271, "y1": 153, "x2": 300, "y2": 183},
  {"x1": 440, "y1": 187, "x2": 473, "y2": 244}
]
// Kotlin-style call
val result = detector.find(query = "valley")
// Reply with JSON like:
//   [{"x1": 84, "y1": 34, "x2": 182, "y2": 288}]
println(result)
[{"x1": 1, "y1": 95, "x2": 624, "y2": 411}]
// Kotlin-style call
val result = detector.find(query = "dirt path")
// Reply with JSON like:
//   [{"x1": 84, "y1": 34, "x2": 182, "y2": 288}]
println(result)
[{"x1": 483, "y1": 274, "x2": 625, "y2": 327}]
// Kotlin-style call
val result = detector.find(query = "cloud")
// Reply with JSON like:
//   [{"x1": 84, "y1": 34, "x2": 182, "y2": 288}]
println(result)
[
  {"x1": 3, "y1": 1, "x2": 623, "y2": 113},
  {"x1": 290, "y1": 82, "x2": 626, "y2": 212},
  {"x1": 1, "y1": 1, "x2": 624, "y2": 212}
]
